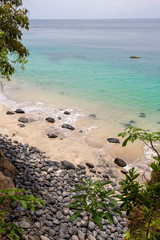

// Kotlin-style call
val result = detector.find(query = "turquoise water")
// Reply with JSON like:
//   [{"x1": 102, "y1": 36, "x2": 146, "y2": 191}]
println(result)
[{"x1": 11, "y1": 19, "x2": 160, "y2": 129}]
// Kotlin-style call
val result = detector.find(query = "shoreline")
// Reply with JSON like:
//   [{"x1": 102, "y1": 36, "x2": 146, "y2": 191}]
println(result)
[{"x1": 0, "y1": 99, "x2": 153, "y2": 177}]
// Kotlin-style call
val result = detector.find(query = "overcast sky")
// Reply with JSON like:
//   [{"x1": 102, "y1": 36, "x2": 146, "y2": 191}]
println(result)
[{"x1": 23, "y1": 0, "x2": 160, "y2": 19}]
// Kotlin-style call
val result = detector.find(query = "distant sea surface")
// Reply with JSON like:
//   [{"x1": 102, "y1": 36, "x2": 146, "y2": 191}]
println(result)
[{"x1": 2, "y1": 19, "x2": 160, "y2": 132}]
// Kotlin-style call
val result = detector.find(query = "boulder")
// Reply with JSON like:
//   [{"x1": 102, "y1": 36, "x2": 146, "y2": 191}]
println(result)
[
  {"x1": 89, "y1": 114, "x2": 96, "y2": 118},
  {"x1": 129, "y1": 56, "x2": 140, "y2": 59},
  {"x1": 139, "y1": 113, "x2": 146, "y2": 118},
  {"x1": 15, "y1": 109, "x2": 25, "y2": 113},
  {"x1": 103, "y1": 174, "x2": 109, "y2": 179},
  {"x1": 18, "y1": 124, "x2": 25, "y2": 128},
  {"x1": 114, "y1": 158, "x2": 127, "y2": 167},
  {"x1": 18, "y1": 117, "x2": 28, "y2": 123},
  {"x1": 62, "y1": 160, "x2": 75, "y2": 170},
  {"x1": 45, "y1": 117, "x2": 55, "y2": 123},
  {"x1": 64, "y1": 111, "x2": 71, "y2": 115},
  {"x1": 124, "y1": 123, "x2": 132, "y2": 128},
  {"x1": 86, "y1": 162, "x2": 94, "y2": 168},
  {"x1": 62, "y1": 124, "x2": 75, "y2": 130},
  {"x1": 129, "y1": 120, "x2": 136, "y2": 123},
  {"x1": 121, "y1": 170, "x2": 128, "y2": 174},
  {"x1": 107, "y1": 138, "x2": 120, "y2": 144},
  {"x1": 0, "y1": 152, "x2": 18, "y2": 180},
  {"x1": 0, "y1": 172, "x2": 15, "y2": 189},
  {"x1": 6, "y1": 111, "x2": 15, "y2": 115},
  {"x1": 47, "y1": 133, "x2": 58, "y2": 138}
]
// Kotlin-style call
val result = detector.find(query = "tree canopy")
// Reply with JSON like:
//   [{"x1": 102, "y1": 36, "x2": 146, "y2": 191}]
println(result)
[{"x1": 0, "y1": 0, "x2": 29, "y2": 80}]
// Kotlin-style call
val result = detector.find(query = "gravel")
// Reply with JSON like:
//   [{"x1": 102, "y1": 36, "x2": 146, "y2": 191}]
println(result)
[{"x1": 0, "y1": 134, "x2": 128, "y2": 240}]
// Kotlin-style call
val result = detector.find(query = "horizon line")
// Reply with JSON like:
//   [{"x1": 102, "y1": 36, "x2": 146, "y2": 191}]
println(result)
[{"x1": 29, "y1": 17, "x2": 160, "y2": 21}]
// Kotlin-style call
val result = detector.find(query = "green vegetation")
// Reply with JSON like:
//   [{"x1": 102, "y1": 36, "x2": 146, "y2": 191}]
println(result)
[
  {"x1": 118, "y1": 127, "x2": 160, "y2": 240},
  {"x1": 69, "y1": 177, "x2": 120, "y2": 239},
  {"x1": 0, "y1": 188, "x2": 45, "y2": 240},
  {"x1": 0, "y1": 0, "x2": 29, "y2": 81}
]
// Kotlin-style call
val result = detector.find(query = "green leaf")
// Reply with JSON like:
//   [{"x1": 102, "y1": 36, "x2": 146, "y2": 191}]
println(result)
[
  {"x1": 112, "y1": 209, "x2": 122, "y2": 215},
  {"x1": 69, "y1": 210, "x2": 83, "y2": 222},
  {"x1": 122, "y1": 138, "x2": 129, "y2": 147},
  {"x1": 10, "y1": 230, "x2": 15, "y2": 236},
  {"x1": 125, "y1": 231, "x2": 131, "y2": 239},
  {"x1": 92, "y1": 210, "x2": 103, "y2": 229},
  {"x1": 73, "y1": 194, "x2": 87, "y2": 199},
  {"x1": 19, "y1": 200, "x2": 27, "y2": 209},
  {"x1": 109, "y1": 198, "x2": 117, "y2": 207},
  {"x1": 0, "y1": 197, "x2": 5, "y2": 205},
  {"x1": 105, "y1": 189, "x2": 115, "y2": 196},
  {"x1": 105, "y1": 212, "x2": 113, "y2": 225}
]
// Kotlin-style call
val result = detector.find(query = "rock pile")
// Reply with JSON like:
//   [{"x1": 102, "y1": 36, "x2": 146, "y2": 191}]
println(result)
[{"x1": 0, "y1": 134, "x2": 128, "y2": 240}]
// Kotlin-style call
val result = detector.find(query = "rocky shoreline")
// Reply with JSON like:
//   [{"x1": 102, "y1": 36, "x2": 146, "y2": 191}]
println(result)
[{"x1": 0, "y1": 133, "x2": 128, "y2": 240}]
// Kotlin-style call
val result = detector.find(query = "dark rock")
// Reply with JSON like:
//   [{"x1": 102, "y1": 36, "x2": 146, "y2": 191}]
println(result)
[
  {"x1": 129, "y1": 120, "x2": 136, "y2": 123},
  {"x1": 90, "y1": 169, "x2": 96, "y2": 173},
  {"x1": 6, "y1": 111, "x2": 15, "y2": 115},
  {"x1": 18, "y1": 124, "x2": 25, "y2": 128},
  {"x1": 15, "y1": 109, "x2": 25, "y2": 114},
  {"x1": 139, "y1": 113, "x2": 146, "y2": 118},
  {"x1": 68, "y1": 169, "x2": 75, "y2": 177},
  {"x1": 62, "y1": 160, "x2": 75, "y2": 170},
  {"x1": 81, "y1": 170, "x2": 86, "y2": 174},
  {"x1": 89, "y1": 114, "x2": 96, "y2": 118},
  {"x1": 130, "y1": 56, "x2": 140, "y2": 59},
  {"x1": 16, "y1": 206, "x2": 25, "y2": 211},
  {"x1": 114, "y1": 158, "x2": 127, "y2": 167},
  {"x1": 103, "y1": 174, "x2": 109, "y2": 179},
  {"x1": 5, "y1": 214, "x2": 19, "y2": 222},
  {"x1": 45, "y1": 117, "x2": 55, "y2": 123},
  {"x1": 107, "y1": 138, "x2": 120, "y2": 144},
  {"x1": 124, "y1": 123, "x2": 132, "y2": 128},
  {"x1": 47, "y1": 133, "x2": 58, "y2": 138},
  {"x1": 77, "y1": 164, "x2": 85, "y2": 169},
  {"x1": 140, "y1": 112, "x2": 145, "y2": 115},
  {"x1": 121, "y1": 170, "x2": 128, "y2": 174},
  {"x1": 86, "y1": 162, "x2": 94, "y2": 168},
  {"x1": 18, "y1": 117, "x2": 28, "y2": 123},
  {"x1": 157, "y1": 122, "x2": 160, "y2": 124},
  {"x1": 47, "y1": 198, "x2": 57, "y2": 205},
  {"x1": 58, "y1": 116, "x2": 62, "y2": 120},
  {"x1": 62, "y1": 124, "x2": 75, "y2": 130},
  {"x1": 79, "y1": 130, "x2": 83, "y2": 133},
  {"x1": 64, "y1": 111, "x2": 71, "y2": 115}
]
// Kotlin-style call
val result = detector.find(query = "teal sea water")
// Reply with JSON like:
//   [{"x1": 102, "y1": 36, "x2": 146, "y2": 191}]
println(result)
[{"x1": 2, "y1": 19, "x2": 160, "y2": 132}]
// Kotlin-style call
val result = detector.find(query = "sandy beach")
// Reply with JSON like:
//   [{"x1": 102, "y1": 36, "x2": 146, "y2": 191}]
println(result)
[{"x1": 0, "y1": 100, "x2": 150, "y2": 180}]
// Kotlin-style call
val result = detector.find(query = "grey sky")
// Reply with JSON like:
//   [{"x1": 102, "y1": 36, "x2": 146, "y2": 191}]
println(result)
[{"x1": 23, "y1": 0, "x2": 160, "y2": 19}]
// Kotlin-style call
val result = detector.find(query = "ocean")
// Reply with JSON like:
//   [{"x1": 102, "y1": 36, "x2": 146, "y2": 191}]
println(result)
[{"x1": 1, "y1": 19, "x2": 160, "y2": 134}]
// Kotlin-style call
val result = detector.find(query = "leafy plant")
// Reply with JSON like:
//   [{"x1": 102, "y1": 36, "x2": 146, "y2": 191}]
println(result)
[
  {"x1": 118, "y1": 127, "x2": 160, "y2": 240},
  {"x1": 68, "y1": 178, "x2": 120, "y2": 239},
  {"x1": 0, "y1": 188, "x2": 45, "y2": 240},
  {"x1": 118, "y1": 127, "x2": 160, "y2": 160},
  {"x1": 0, "y1": 0, "x2": 29, "y2": 81}
]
